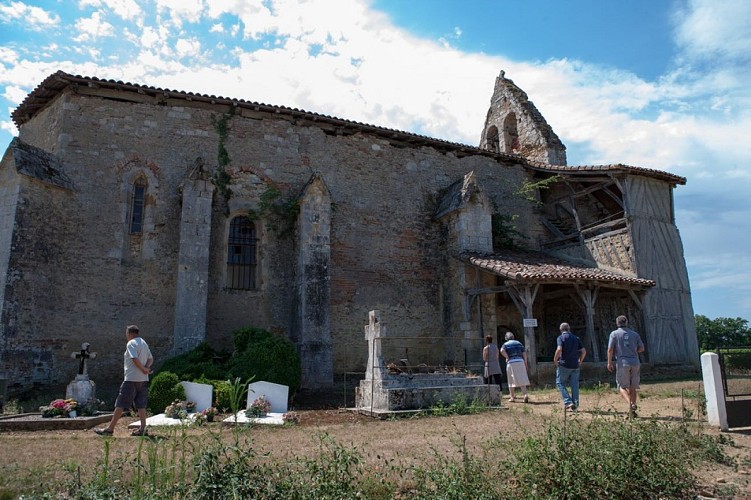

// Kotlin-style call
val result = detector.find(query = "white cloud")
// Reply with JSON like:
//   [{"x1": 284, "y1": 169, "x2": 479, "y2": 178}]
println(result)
[
  {"x1": 78, "y1": 0, "x2": 141, "y2": 20},
  {"x1": 0, "y1": 0, "x2": 750, "y2": 319},
  {"x1": 2, "y1": 85, "x2": 26, "y2": 103},
  {"x1": 674, "y1": 0, "x2": 751, "y2": 64},
  {"x1": 73, "y1": 11, "x2": 115, "y2": 42},
  {"x1": 0, "y1": 1, "x2": 60, "y2": 30},
  {"x1": 156, "y1": 0, "x2": 205, "y2": 26},
  {"x1": 175, "y1": 37, "x2": 202, "y2": 58},
  {"x1": 0, "y1": 47, "x2": 19, "y2": 67}
]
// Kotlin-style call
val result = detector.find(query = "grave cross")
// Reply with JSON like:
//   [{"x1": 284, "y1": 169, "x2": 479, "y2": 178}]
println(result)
[
  {"x1": 364, "y1": 310, "x2": 385, "y2": 381},
  {"x1": 71, "y1": 342, "x2": 97, "y2": 376}
]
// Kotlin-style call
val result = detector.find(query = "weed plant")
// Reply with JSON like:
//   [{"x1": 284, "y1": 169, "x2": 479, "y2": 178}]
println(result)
[
  {"x1": 429, "y1": 397, "x2": 488, "y2": 416},
  {"x1": 8, "y1": 413, "x2": 734, "y2": 499}
]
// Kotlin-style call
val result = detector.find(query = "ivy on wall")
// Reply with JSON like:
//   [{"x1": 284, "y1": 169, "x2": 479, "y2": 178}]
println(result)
[
  {"x1": 492, "y1": 175, "x2": 560, "y2": 250},
  {"x1": 211, "y1": 109, "x2": 235, "y2": 203},
  {"x1": 248, "y1": 186, "x2": 300, "y2": 239}
]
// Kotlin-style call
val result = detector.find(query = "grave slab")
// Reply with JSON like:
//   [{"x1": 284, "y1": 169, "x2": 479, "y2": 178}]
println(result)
[
  {"x1": 128, "y1": 413, "x2": 200, "y2": 428},
  {"x1": 180, "y1": 381, "x2": 213, "y2": 412},
  {"x1": 247, "y1": 381, "x2": 289, "y2": 413},
  {"x1": 222, "y1": 411, "x2": 285, "y2": 426}
]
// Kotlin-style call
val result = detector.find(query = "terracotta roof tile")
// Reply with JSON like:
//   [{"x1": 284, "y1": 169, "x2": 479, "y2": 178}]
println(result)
[
  {"x1": 458, "y1": 250, "x2": 655, "y2": 287},
  {"x1": 525, "y1": 162, "x2": 686, "y2": 185}
]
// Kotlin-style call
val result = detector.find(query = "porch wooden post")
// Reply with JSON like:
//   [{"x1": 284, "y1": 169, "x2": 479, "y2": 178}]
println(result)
[
  {"x1": 575, "y1": 285, "x2": 600, "y2": 362},
  {"x1": 508, "y1": 284, "x2": 539, "y2": 378}
]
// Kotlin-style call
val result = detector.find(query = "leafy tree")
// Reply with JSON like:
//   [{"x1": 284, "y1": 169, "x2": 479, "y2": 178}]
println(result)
[{"x1": 695, "y1": 315, "x2": 751, "y2": 350}]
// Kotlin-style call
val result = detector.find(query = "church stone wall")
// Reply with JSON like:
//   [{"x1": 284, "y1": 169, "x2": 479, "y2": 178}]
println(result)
[{"x1": 3, "y1": 89, "x2": 542, "y2": 391}]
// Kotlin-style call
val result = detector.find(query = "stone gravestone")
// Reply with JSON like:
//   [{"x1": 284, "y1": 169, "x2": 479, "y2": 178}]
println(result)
[
  {"x1": 65, "y1": 342, "x2": 97, "y2": 405},
  {"x1": 180, "y1": 381, "x2": 213, "y2": 412},
  {"x1": 247, "y1": 381, "x2": 289, "y2": 413}
]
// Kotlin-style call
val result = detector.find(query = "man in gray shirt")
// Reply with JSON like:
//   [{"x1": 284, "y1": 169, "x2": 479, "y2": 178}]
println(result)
[{"x1": 607, "y1": 315, "x2": 645, "y2": 417}]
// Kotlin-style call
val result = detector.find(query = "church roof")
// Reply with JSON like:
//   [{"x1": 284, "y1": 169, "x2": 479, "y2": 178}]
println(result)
[
  {"x1": 458, "y1": 250, "x2": 656, "y2": 288},
  {"x1": 12, "y1": 71, "x2": 684, "y2": 186},
  {"x1": 11, "y1": 71, "x2": 509, "y2": 161},
  {"x1": 526, "y1": 162, "x2": 686, "y2": 186}
]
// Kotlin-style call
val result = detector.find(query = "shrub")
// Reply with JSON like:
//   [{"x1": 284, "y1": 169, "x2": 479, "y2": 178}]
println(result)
[
  {"x1": 231, "y1": 326, "x2": 274, "y2": 354},
  {"x1": 157, "y1": 342, "x2": 228, "y2": 380},
  {"x1": 227, "y1": 332, "x2": 301, "y2": 393},
  {"x1": 154, "y1": 326, "x2": 302, "y2": 399},
  {"x1": 148, "y1": 371, "x2": 185, "y2": 414}
]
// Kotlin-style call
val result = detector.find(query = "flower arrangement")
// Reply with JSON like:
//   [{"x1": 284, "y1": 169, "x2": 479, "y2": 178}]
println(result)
[
  {"x1": 79, "y1": 398, "x2": 105, "y2": 416},
  {"x1": 164, "y1": 399, "x2": 197, "y2": 419},
  {"x1": 282, "y1": 411, "x2": 299, "y2": 424},
  {"x1": 246, "y1": 395, "x2": 271, "y2": 417},
  {"x1": 39, "y1": 398, "x2": 78, "y2": 418},
  {"x1": 201, "y1": 406, "x2": 218, "y2": 422}
]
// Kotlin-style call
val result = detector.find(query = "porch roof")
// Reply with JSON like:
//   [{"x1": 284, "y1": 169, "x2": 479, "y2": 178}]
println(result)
[{"x1": 457, "y1": 250, "x2": 656, "y2": 288}]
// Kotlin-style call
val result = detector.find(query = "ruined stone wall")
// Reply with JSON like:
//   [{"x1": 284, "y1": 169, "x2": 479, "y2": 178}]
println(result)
[
  {"x1": 0, "y1": 156, "x2": 19, "y2": 378},
  {"x1": 4, "y1": 90, "x2": 541, "y2": 390},
  {"x1": 0, "y1": 174, "x2": 79, "y2": 388}
]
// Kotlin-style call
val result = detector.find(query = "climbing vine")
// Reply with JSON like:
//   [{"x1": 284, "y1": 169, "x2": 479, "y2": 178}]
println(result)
[
  {"x1": 492, "y1": 175, "x2": 561, "y2": 250},
  {"x1": 211, "y1": 109, "x2": 235, "y2": 203},
  {"x1": 247, "y1": 186, "x2": 299, "y2": 239}
]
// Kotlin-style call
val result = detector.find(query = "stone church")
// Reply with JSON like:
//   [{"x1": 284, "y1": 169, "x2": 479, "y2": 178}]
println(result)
[{"x1": 0, "y1": 69, "x2": 699, "y2": 395}]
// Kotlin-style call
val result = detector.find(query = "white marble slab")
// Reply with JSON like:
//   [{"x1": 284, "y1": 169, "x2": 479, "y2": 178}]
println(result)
[
  {"x1": 222, "y1": 411, "x2": 285, "y2": 426},
  {"x1": 246, "y1": 381, "x2": 289, "y2": 413},
  {"x1": 180, "y1": 381, "x2": 213, "y2": 412},
  {"x1": 128, "y1": 413, "x2": 199, "y2": 427}
]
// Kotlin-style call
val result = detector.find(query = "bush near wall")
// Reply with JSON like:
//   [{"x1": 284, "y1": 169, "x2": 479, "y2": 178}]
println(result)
[
  {"x1": 148, "y1": 372, "x2": 185, "y2": 414},
  {"x1": 153, "y1": 327, "x2": 302, "y2": 403}
]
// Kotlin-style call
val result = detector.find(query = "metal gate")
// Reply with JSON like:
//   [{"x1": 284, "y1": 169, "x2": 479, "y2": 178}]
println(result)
[{"x1": 717, "y1": 346, "x2": 751, "y2": 428}]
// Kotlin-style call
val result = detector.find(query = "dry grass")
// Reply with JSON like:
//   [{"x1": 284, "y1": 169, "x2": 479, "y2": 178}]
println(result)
[{"x1": 1, "y1": 377, "x2": 750, "y2": 497}]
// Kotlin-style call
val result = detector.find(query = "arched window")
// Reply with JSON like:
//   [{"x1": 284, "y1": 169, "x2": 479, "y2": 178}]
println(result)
[
  {"x1": 485, "y1": 125, "x2": 500, "y2": 153},
  {"x1": 502, "y1": 113, "x2": 520, "y2": 154},
  {"x1": 227, "y1": 216, "x2": 257, "y2": 290},
  {"x1": 129, "y1": 178, "x2": 147, "y2": 234}
]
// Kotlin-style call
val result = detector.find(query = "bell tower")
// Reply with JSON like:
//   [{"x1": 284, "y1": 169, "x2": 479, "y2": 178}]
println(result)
[{"x1": 479, "y1": 70, "x2": 567, "y2": 165}]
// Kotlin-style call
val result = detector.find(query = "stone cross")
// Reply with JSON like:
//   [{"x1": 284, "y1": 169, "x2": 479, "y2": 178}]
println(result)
[
  {"x1": 364, "y1": 310, "x2": 385, "y2": 381},
  {"x1": 71, "y1": 342, "x2": 96, "y2": 376}
]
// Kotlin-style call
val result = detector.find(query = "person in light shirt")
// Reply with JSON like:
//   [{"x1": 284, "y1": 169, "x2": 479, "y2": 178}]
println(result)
[
  {"x1": 501, "y1": 332, "x2": 530, "y2": 403},
  {"x1": 95, "y1": 324, "x2": 153, "y2": 436},
  {"x1": 607, "y1": 315, "x2": 645, "y2": 418}
]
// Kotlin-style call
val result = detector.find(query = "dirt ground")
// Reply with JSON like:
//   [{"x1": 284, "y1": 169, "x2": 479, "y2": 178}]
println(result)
[{"x1": 2, "y1": 378, "x2": 751, "y2": 498}]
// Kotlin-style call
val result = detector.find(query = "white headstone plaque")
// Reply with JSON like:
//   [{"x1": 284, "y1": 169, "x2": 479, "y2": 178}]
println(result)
[{"x1": 247, "y1": 381, "x2": 289, "y2": 413}]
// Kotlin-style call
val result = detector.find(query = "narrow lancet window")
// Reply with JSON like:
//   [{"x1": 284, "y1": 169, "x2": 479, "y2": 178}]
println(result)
[
  {"x1": 129, "y1": 178, "x2": 147, "y2": 234},
  {"x1": 227, "y1": 216, "x2": 257, "y2": 290}
]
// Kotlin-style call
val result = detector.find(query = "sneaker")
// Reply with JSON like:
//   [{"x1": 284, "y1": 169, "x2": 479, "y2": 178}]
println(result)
[
  {"x1": 565, "y1": 403, "x2": 575, "y2": 410},
  {"x1": 94, "y1": 428, "x2": 113, "y2": 436},
  {"x1": 130, "y1": 427, "x2": 148, "y2": 437},
  {"x1": 630, "y1": 403, "x2": 638, "y2": 411},
  {"x1": 508, "y1": 397, "x2": 516, "y2": 403},
  {"x1": 523, "y1": 395, "x2": 529, "y2": 403}
]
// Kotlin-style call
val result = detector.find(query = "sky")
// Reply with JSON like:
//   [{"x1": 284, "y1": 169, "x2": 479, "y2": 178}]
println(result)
[{"x1": 0, "y1": 0, "x2": 750, "y2": 321}]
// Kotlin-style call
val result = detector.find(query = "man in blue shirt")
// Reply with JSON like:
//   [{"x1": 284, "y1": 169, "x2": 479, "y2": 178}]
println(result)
[
  {"x1": 607, "y1": 315, "x2": 645, "y2": 418},
  {"x1": 553, "y1": 322, "x2": 586, "y2": 411}
]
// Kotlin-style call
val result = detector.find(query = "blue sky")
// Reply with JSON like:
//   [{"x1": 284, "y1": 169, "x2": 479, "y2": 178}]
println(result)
[{"x1": 1, "y1": 0, "x2": 750, "y2": 321}]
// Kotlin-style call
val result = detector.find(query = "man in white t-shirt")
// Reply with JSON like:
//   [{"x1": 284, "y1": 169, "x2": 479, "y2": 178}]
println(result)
[{"x1": 95, "y1": 325, "x2": 153, "y2": 436}]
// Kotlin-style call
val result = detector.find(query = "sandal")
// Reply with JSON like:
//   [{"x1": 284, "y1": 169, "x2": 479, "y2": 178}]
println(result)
[
  {"x1": 94, "y1": 428, "x2": 113, "y2": 436},
  {"x1": 131, "y1": 428, "x2": 148, "y2": 437}
]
